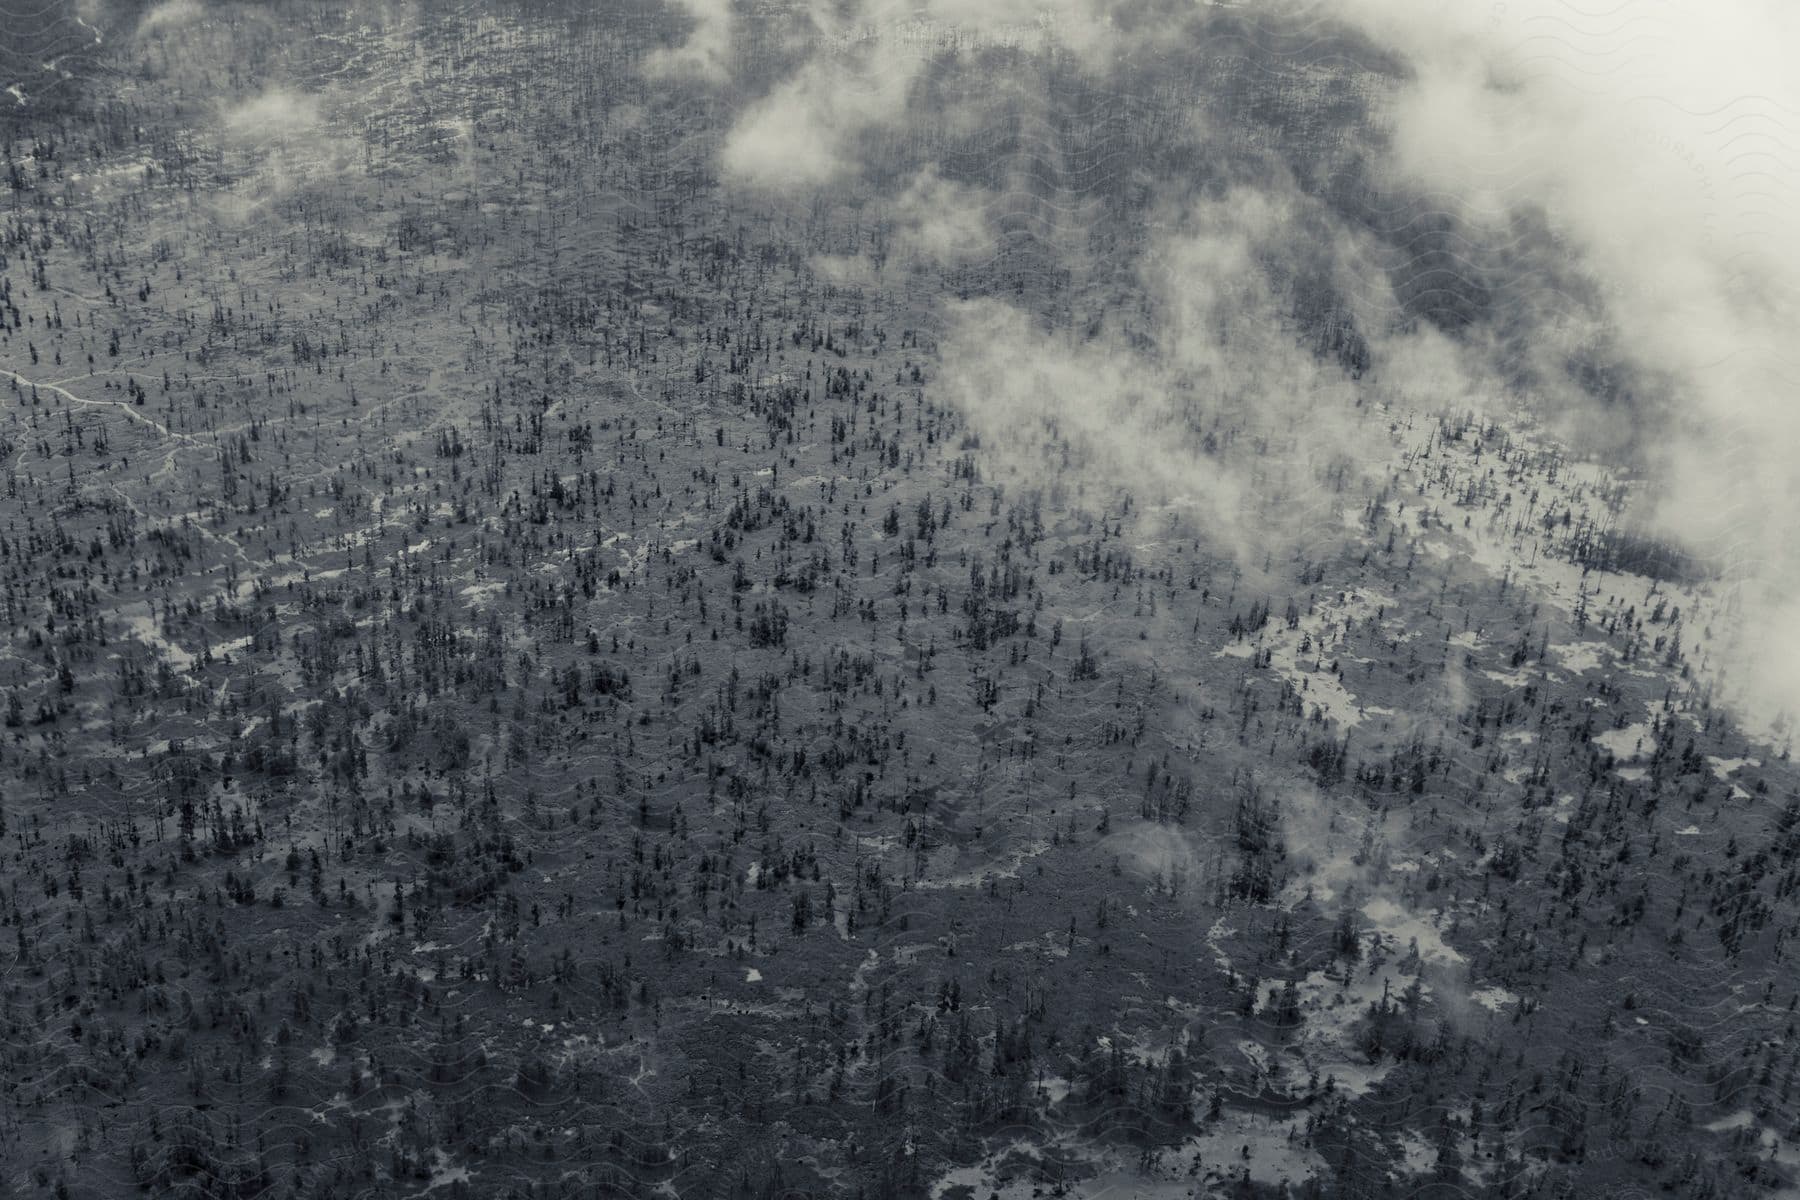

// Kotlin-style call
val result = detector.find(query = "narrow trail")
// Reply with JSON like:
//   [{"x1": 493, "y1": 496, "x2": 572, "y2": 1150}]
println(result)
[
  {"x1": 2, "y1": 366, "x2": 205, "y2": 450},
  {"x1": 3, "y1": 366, "x2": 255, "y2": 568}
]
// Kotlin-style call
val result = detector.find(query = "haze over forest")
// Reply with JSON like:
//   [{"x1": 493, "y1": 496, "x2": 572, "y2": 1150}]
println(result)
[{"x1": 3, "y1": 1, "x2": 1800, "y2": 1197}]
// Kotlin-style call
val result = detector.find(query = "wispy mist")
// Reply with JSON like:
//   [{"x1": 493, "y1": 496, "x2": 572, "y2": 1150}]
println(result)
[
  {"x1": 661, "y1": 0, "x2": 1800, "y2": 731},
  {"x1": 1328, "y1": 0, "x2": 1800, "y2": 729}
]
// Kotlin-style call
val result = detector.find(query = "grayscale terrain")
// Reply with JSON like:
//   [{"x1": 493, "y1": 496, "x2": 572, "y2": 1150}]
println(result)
[{"x1": 3, "y1": 1, "x2": 1800, "y2": 1197}]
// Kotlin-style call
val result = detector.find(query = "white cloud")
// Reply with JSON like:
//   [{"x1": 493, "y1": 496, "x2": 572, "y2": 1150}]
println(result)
[
  {"x1": 138, "y1": 0, "x2": 204, "y2": 35},
  {"x1": 707, "y1": 0, "x2": 1127, "y2": 191},
  {"x1": 210, "y1": 88, "x2": 348, "y2": 223},
  {"x1": 937, "y1": 184, "x2": 1394, "y2": 579},
  {"x1": 1330, "y1": 0, "x2": 1800, "y2": 728},
  {"x1": 719, "y1": 40, "x2": 916, "y2": 191},
  {"x1": 221, "y1": 88, "x2": 322, "y2": 138},
  {"x1": 644, "y1": 0, "x2": 735, "y2": 83},
  {"x1": 692, "y1": 0, "x2": 1800, "y2": 727},
  {"x1": 889, "y1": 166, "x2": 995, "y2": 266}
]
